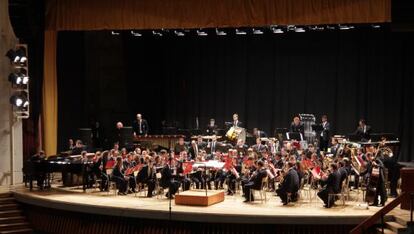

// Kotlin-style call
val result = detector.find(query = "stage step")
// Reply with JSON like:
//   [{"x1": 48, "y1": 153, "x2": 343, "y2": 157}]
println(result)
[
  {"x1": 0, "y1": 216, "x2": 26, "y2": 225},
  {"x1": 0, "y1": 198, "x2": 15, "y2": 205},
  {"x1": 0, "y1": 223, "x2": 30, "y2": 232},
  {"x1": 0, "y1": 194, "x2": 12, "y2": 199},
  {"x1": 385, "y1": 221, "x2": 407, "y2": 233},
  {"x1": 0, "y1": 204, "x2": 19, "y2": 211},
  {"x1": 0, "y1": 228, "x2": 33, "y2": 234},
  {"x1": 376, "y1": 227, "x2": 396, "y2": 234},
  {"x1": 0, "y1": 211, "x2": 21, "y2": 218}
]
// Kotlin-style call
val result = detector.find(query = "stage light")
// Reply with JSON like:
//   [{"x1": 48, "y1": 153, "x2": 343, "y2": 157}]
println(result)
[
  {"x1": 338, "y1": 24, "x2": 354, "y2": 30},
  {"x1": 309, "y1": 26, "x2": 324, "y2": 31},
  {"x1": 271, "y1": 27, "x2": 284, "y2": 34},
  {"x1": 235, "y1": 29, "x2": 246, "y2": 35},
  {"x1": 252, "y1": 28, "x2": 263, "y2": 35},
  {"x1": 326, "y1": 25, "x2": 336, "y2": 30},
  {"x1": 8, "y1": 69, "x2": 29, "y2": 86},
  {"x1": 371, "y1": 24, "x2": 381, "y2": 29},
  {"x1": 130, "y1": 30, "x2": 142, "y2": 37},
  {"x1": 10, "y1": 92, "x2": 29, "y2": 108},
  {"x1": 174, "y1": 30, "x2": 185, "y2": 36},
  {"x1": 111, "y1": 31, "x2": 120, "y2": 35},
  {"x1": 197, "y1": 29, "x2": 208, "y2": 36},
  {"x1": 152, "y1": 30, "x2": 163, "y2": 36},
  {"x1": 294, "y1": 27, "x2": 305, "y2": 33},
  {"x1": 215, "y1": 28, "x2": 227, "y2": 36},
  {"x1": 5, "y1": 47, "x2": 27, "y2": 64}
]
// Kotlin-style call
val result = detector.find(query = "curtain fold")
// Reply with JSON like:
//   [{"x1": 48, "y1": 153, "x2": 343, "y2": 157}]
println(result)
[
  {"x1": 45, "y1": 0, "x2": 391, "y2": 31},
  {"x1": 42, "y1": 30, "x2": 58, "y2": 155}
]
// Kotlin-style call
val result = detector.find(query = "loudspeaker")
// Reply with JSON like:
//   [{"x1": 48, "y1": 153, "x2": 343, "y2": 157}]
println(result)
[
  {"x1": 120, "y1": 126, "x2": 133, "y2": 148},
  {"x1": 78, "y1": 128, "x2": 92, "y2": 146}
]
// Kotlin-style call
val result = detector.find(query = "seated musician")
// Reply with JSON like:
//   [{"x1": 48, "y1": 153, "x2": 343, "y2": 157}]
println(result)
[
  {"x1": 252, "y1": 138, "x2": 266, "y2": 154},
  {"x1": 317, "y1": 163, "x2": 341, "y2": 208},
  {"x1": 29, "y1": 150, "x2": 46, "y2": 189},
  {"x1": 337, "y1": 160, "x2": 349, "y2": 187},
  {"x1": 242, "y1": 160, "x2": 267, "y2": 202},
  {"x1": 133, "y1": 113, "x2": 149, "y2": 136},
  {"x1": 111, "y1": 156, "x2": 129, "y2": 195},
  {"x1": 72, "y1": 140, "x2": 85, "y2": 155},
  {"x1": 253, "y1": 128, "x2": 267, "y2": 138},
  {"x1": 226, "y1": 157, "x2": 241, "y2": 195},
  {"x1": 197, "y1": 136, "x2": 207, "y2": 150},
  {"x1": 235, "y1": 139, "x2": 248, "y2": 156},
  {"x1": 189, "y1": 156, "x2": 206, "y2": 189},
  {"x1": 289, "y1": 116, "x2": 304, "y2": 136},
  {"x1": 136, "y1": 156, "x2": 156, "y2": 197},
  {"x1": 354, "y1": 118, "x2": 372, "y2": 142},
  {"x1": 99, "y1": 151, "x2": 110, "y2": 191},
  {"x1": 160, "y1": 157, "x2": 180, "y2": 199},
  {"x1": 174, "y1": 137, "x2": 188, "y2": 155},
  {"x1": 81, "y1": 151, "x2": 94, "y2": 190},
  {"x1": 123, "y1": 153, "x2": 137, "y2": 193},
  {"x1": 276, "y1": 161, "x2": 300, "y2": 205},
  {"x1": 206, "y1": 118, "x2": 218, "y2": 135},
  {"x1": 330, "y1": 138, "x2": 340, "y2": 157},
  {"x1": 206, "y1": 135, "x2": 218, "y2": 157},
  {"x1": 188, "y1": 140, "x2": 199, "y2": 160},
  {"x1": 176, "y1": 157, "x2": 191, "y2": 191}
]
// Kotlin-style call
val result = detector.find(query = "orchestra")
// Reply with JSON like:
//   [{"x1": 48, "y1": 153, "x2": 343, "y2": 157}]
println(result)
[{"x1": 26, "y1": 113, "x2": 401, "y2": 208}]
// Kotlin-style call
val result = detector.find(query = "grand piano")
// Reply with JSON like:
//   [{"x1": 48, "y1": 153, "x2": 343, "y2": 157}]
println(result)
[{"x1": 23, "y1": 153, "x2": 94, "y2": 190}]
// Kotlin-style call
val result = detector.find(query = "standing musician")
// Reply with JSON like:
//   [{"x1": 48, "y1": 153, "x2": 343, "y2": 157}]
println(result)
[
  {"x1": 231, "y1": 113, "x2": 243, "y2": 128},
  {"x1": 354, "y1": 118, "x2": 372, "y2": 142},
  {"x1": 290, "y1": 116, "x2": 304, "y2": 136},
  {"x1": 318, "y1": 115, "x2": 330, "y2": 152},
  {"x1": 317, "y1": 163, "x2": 341, "y2": 208},
  {"x1": 276, "y1": 161, "x2": 300, "y2": 205},
  {"x1": 133, "y1": 113, "x2": 149, "y2": 136},
  {"x1": 242, "y1": 160, "x2": 267, "y2": 202},
  {"x1": 369, "y1": 155, "x2": 387, "y2": 206}
]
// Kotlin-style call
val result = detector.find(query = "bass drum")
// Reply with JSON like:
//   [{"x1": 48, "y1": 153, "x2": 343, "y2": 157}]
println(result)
[{"x1": 225, "y1": 126, "x2": 246, "y2": 143}]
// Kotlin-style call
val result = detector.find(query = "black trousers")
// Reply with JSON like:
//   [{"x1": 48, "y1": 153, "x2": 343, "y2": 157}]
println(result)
[
  {"x1": 374, "y1": 181, "x2": 387, "y2": 205},
  {"x1": 317, "y1": 188, "x2": 335, "y2": 207},
  {"x1": 165, "y1": 180, "x2": 180, "y2": 196},
  {"x1": 243, "y1": 182, "x2": 255, "y2": 201},
  {"x1": 115, "y1": 178, "x2": 128, "y2": 193}
]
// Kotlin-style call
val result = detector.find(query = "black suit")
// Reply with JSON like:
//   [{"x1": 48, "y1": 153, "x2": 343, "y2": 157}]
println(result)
[
  {"x1": 354, "y1": 125, "x2": 371, "y2": 141},
  {"x1": 206, "y1": 124, "x2": 219, "y2": 135},
  {"x1": 188, "y1": 145, "x2": 199, "y2": 160},
  {"x1": 160, "y1": 165, "x2": 180, "y2": 197},
  {"x1": 232, "y1": 121, "x2": 243, "y2": 128},
  {"x1": 319, "y1": 122, "x2": 330, "y2": 151},
  {"x1": 290, "y1": 123, "x2": 304, "y2": 136},
  {"x1": 111, "y1": 166, "x2": 128, "y2": 193},
  {"x1": 242, "y1": 168, "x2": 267, "y2": 201},
  {"x1": 276, "y1": 168, "x2": 300, "y2": 204},
  {"x1": 317, "y1": 170, "x2": 341, "y2": 207},
  {"x1": 136, "y1": 165, "x2": 155, "y2": 197},
  {"x1": 133, "y1": 119, "x2": 149, "y2": 136}
]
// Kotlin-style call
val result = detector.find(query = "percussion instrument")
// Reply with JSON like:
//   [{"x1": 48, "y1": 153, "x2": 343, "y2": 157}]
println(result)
[{"x1": 225, "y1": 126, "x2": 246, "y2": 143}]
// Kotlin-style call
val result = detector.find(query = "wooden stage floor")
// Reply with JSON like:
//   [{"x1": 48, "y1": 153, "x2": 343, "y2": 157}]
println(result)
[{"x1": 12, "y1": 185, "x2": 407, "y2": 225}]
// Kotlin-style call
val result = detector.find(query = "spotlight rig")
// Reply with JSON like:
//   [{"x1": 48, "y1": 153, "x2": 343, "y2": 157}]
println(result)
[{"x1": 5, "y1": 44, "x2": 30, "y2": 119}]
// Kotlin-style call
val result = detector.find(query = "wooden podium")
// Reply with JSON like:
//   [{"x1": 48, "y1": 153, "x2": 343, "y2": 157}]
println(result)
[
  {"x1": 400, "y1": 167, "x2": 414, "y2": 210},
  {"x1": 175, "y1": 190, "x2": 225, "y2": 206}
]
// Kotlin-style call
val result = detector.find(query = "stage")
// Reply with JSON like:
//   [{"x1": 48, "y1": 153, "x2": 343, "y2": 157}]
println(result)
[{"x1": 11, "y1": 185, "x2": 408, "y2": 225}]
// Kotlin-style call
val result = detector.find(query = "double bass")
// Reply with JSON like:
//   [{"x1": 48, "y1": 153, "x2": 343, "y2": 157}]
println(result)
[{"x1": 365, "y1": 145, "x2": 381, "y2": 203}]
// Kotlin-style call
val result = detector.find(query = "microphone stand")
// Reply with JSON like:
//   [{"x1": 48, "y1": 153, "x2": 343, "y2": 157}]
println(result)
[{"x1": 205, "y1": 164, "x2": 208, "y2": 196}]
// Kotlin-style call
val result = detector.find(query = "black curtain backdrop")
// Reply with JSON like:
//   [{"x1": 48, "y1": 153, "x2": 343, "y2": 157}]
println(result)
[{"x1": 57, "y1": 29, "x2": 414, "y2": 161}]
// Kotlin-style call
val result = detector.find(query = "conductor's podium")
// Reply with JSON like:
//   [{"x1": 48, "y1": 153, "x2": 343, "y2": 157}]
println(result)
[{"x1": 175, "y1": 190, "x2": 225, "y2": 206}]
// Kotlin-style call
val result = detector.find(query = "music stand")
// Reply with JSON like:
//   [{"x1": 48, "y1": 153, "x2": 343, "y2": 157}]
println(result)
[
  {"x1": 311, "y1": 124, "x2": 324, "y2": 132},
  {"x1": 287, "y1": 132, "x2": 303, "y2": 141},
  {"x1": 274, "y1": 128, "x2": 288, "y2": 142}
]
